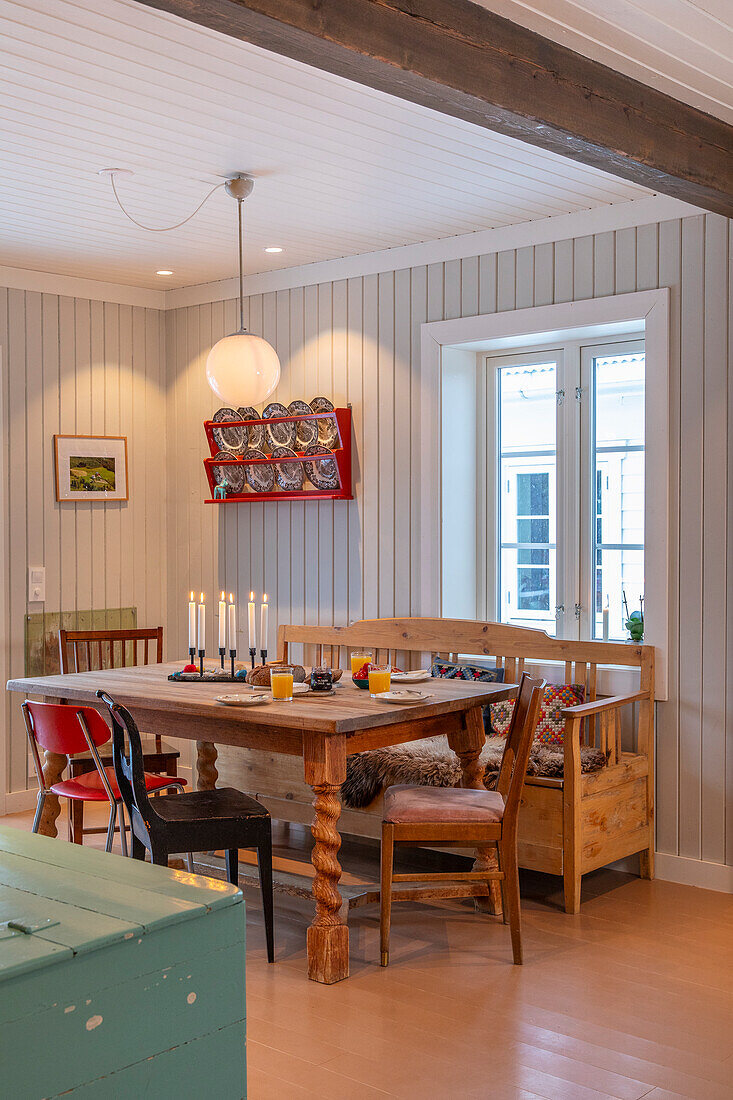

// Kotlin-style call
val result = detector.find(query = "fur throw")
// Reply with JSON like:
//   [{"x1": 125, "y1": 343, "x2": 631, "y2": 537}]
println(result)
[{"x1": 342, "y1": 735, "x2": 607, "y2": 809}]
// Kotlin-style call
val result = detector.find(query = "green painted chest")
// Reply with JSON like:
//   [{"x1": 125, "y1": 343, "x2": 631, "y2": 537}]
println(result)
[{"x1": 0, "y1": 826, "x2": 246, "y2": 1099}]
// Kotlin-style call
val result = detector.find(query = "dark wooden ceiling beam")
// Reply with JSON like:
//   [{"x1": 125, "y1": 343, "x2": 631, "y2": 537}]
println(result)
[{"x1": 136, "y1": 0, "x2": 733, "y2": 218}]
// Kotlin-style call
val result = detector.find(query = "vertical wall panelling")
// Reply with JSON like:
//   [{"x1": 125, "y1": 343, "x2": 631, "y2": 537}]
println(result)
[
  {"x1": 701, "y1": 216, "x2": 728, "y2": 864},
  {"x1": 1, "y1": 291, "x2": 166, "y2": 797},
  {"x1": 727, "y1": 219, "x2": 733, "y2": 868},
  {"x1": 678, "y1": 217, "x2": 705, "y2": 860},
  {"x1": 4, "y1": 209, "x2": 726, "y2": 872},
  {"x1": 164, "y1": 211, "x2": 732, "y2": 878},
  {"x1": 656, "y1": 219, "x2": 682, "y2": 856}
]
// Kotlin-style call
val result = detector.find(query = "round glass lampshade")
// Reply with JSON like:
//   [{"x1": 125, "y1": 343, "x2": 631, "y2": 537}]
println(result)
[{"x1": 205, "y1": 332, "x2": 281, "y2": 407}]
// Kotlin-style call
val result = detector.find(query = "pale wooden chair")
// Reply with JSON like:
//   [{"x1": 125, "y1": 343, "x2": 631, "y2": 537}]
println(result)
[
  {"x1": 58, "y1": 627, "x2": 180, "y2": 845},
  {"x1": 379, "y1": 672, "x2": 545, "y2": 966}
]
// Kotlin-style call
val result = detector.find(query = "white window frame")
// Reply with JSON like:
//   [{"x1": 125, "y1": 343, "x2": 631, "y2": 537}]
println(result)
[
  {"x1": 420, "y1": 289, "x2": 669, "y2": 699},
  {"x1": 484, "y1": 335, "x2": 645, "y2": 640}
]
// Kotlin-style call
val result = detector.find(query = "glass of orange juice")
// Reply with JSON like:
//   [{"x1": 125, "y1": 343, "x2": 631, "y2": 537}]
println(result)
[
  {"x1": 368, "y1": 664, "x2": 391, "y2": 698},
  {"x1": 351, "y1": 651, "x2": 373, "y2": 677},
  {"x1": 271, "y1": 667, "x2": 294, "y2": 701}
]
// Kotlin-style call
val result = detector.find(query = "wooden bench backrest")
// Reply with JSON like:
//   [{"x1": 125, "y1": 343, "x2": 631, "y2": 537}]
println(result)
[{"x1": 278, "y1": 617, "x2": 655, "y2": 762}]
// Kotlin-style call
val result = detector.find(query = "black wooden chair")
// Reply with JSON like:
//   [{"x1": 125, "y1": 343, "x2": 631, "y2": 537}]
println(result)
[{"x1": 97, "y1": 689, "x2": 274, "y2": 963}]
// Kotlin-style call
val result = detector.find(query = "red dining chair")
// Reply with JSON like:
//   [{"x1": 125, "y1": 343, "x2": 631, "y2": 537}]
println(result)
[{"x1": 22, "y1": 700, "x2": 186, "y2": 855}]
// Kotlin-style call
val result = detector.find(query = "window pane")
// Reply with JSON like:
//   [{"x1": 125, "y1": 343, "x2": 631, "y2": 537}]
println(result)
[
  {"x1": 498, "y1": 362, "x2": 556, "y2": 634},
  {"x1": 592, "y1": 351, "x2": 644, "y2": 640}
]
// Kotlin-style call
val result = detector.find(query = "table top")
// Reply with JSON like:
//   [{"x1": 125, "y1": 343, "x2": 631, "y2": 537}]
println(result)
[{"x1": 7, "y1": 662, "x2": 515, "y2": 736}]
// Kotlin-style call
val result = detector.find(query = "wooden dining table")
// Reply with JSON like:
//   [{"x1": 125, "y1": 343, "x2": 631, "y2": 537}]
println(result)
[{"x1": 6, "y1": 663, "x2": 515, "y2": 983}]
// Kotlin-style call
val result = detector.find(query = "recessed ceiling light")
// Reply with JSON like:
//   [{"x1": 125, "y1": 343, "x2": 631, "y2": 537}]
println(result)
[
  {"x1": 264, "y1": 246, "x2": 283, "y2": 254},
  {"x1": 156, "y1": 269, "x2": 174, "y2": 276}
]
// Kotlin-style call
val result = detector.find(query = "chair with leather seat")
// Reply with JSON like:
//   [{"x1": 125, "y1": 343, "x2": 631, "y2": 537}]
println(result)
[
  {"x1": 97, "y1": 689, "x2": 275, "y2": 964},
  {"x1": 22, "y1": 699, "x2": 186, "y2": 854},
  {"x1": 379, "y1": 672, "x2": 546, "y2": 966}
]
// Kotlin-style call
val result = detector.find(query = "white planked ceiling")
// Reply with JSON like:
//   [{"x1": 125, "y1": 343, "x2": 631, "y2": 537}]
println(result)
[
  {"x1": 0, "y1": 0, "x2": 656, "y2": 290},
  {"x1": 476, "y1": 0, "x2": 733, "y2": 125}
]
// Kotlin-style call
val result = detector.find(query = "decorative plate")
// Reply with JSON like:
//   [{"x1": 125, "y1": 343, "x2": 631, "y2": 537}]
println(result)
[
  {"x1": 242, "y1": 447, "x2": 275, "y2": 493},
  {"x1": 390, "y1": 670, "x2": 431, "y2": 683},
  {"x1": 375, "y1": 690, "x2": 433, "y2": 704},
  {"x1": 287, "y1": 399, "x2": 317, "y2": 448},
  {"x1": 212, "y1": 407, "x2": 245, "y2": 452},
  {"x1": 263, "y1": 402, "x2": 296, "y2": 450},
  {"x1": 310, "y1": 396, "x2": 339, "y2": 448},
  {"x1": 215, "y1": 693, "x2": 270, "y2": 706},
  {"x1": 303, "y1": 444, "x2": 340, "y2": 491},
  {"x1": 272, "y1": 446, "x2": 305, "y2": 492},
  {"x1": 212, "y1": 451, "x2": 245, "y2": 494},
  {"x1": 237, "y1": 406, "x2": 265, "y2": 451}
]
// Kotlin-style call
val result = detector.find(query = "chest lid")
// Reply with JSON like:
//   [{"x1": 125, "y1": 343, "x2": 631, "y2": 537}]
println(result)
[{"x1": 0, "y1": 826, "x2": 240, "y2": 983}]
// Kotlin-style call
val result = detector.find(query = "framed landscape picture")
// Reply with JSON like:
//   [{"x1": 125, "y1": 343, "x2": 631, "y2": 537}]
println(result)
[{"x1": 54, "y1": 435, "x2": 128, "y2": 502}]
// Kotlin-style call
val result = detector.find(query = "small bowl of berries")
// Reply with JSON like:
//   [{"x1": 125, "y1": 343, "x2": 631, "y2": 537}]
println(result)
[{"x1": 352, "y1": 661, "x2": 371, "y2": 689}]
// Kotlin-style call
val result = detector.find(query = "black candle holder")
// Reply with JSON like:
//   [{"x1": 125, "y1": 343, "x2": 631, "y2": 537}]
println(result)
[
  {"x1": 230, "y1": 650, "x2": 236, "y2": 678},
  {"x1": 198, "y1": 649, "x2": 205, "y2": 677},
  {"x1": 219, "y1": 646, "x2": 226, "y2": 669},
  {"x1": 260, "y1": 648, "x2": 268, "y2": 666},
  {"x1": 189, "y1": 646, "x2": 195, "y2": 667},
  {"x1": 249, "y1": 646, "x2": 257, "y2": 670}
]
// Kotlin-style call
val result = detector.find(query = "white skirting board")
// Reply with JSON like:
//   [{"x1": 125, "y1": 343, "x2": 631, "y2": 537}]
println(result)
[{"x1": 653, "y1": 853, "x2": 733, "y2": 895}]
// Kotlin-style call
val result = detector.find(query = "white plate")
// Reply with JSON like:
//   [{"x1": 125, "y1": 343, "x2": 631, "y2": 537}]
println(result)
[
  {"x1": 375, "y1": 690, "x2": 432, "y2": 704},
  {"x1": 390, "y1": 670, "x2": 431, "y2": 683},
  {"x1": 215, "y1": 693, "x2": 270, "y2": 706}
]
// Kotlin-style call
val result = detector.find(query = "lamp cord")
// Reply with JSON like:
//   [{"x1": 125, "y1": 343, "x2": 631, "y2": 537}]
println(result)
[
  {"x1": 109, "y1": 173, "x2": 225, "y2": 232},
  {"x1": 238, "y1": 198, "x2": 245, "y2": 332}
]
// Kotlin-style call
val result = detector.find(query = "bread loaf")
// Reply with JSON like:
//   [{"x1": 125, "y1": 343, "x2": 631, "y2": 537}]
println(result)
[{"x1": 246, "y1": 663, "x2": 306, "y2": 686}]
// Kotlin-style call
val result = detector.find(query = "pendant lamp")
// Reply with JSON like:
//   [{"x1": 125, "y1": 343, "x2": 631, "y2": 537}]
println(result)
[{"x1": 205, "y1": 176, "x2": 280, "y2": 406}]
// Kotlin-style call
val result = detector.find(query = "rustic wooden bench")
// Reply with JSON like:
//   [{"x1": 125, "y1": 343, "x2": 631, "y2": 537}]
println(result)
[{"x1": 213, "y1": 617, "x2": 654, "y2": 913}]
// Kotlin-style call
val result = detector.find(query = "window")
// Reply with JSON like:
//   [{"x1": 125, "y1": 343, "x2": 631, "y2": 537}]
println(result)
[
  {"x1": 489, "y1": 338, "x2": 644, "y2": 640},
  {"x1": 497, "y1": 359, "x2": 557, "y2": 633}
]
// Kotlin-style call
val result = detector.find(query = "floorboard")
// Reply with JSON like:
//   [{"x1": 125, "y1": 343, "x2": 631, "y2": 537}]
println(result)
[{"x1": 4, "y1": 806, "x2": 732, "y2": 1099}]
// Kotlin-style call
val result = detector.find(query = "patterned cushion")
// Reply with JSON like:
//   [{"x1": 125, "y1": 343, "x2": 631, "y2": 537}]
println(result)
[
  {"x1": 431, "y1": 660, "x2": 505, "y2": 736},
  {"x1": 489, "y1": 683, "x2": 585, "y2": 746},
  {"x1": 430, "y1": 660, "x2": 505, "y2": 684}
]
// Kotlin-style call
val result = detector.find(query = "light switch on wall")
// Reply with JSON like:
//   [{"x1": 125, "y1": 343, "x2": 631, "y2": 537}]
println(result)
[{"x1": 28, "y1": 566, "x2": 45, "y2": 603}]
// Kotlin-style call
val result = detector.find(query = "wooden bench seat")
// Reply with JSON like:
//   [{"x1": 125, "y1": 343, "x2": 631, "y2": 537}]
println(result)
[{"x1": 213, "y1": 617, "x2": 654, "y2": 912}]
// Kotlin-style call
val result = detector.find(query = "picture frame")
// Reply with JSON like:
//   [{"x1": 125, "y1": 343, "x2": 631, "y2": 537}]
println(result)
[{"x1": 54, "y1": 435, "x2": 128, "y2": 503}]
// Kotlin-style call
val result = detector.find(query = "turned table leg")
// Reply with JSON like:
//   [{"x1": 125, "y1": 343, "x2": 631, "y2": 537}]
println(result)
[
  {"x1": 196, "y1": 740, "x2": 218, "y2": 791},
  {"x1": 304, "y1": 732, "x2": 349, "y2": 984},
  {"x1": 37, "y1": 750, "x2": 66, "y2": 838},
  {"x1": 448, "y1": 706, "x2": 503, "y2": 917}
]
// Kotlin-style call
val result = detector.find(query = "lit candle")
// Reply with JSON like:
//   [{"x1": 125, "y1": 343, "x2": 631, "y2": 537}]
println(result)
[
  {"x1": 188, "y1": 592, "x2": 196, "y2": 651},
  {"x1": 218, "y1": 591, "x2": 227, "y2": 650},
  {"x1": 197, "y1": 592, "x2": 206, "y2": 652},
  {"x1": 248, "y1": 591, "x2": 256, "y2": 650},
  {"x1": 228, "y1": 593, "x2": 237, "y2": 652},
  {"x1": 602, "y1": 604, "x2": 609, "y2": 642},
  {"x1": 260, "y1": 594, "x2": 269, "y2": 652}
]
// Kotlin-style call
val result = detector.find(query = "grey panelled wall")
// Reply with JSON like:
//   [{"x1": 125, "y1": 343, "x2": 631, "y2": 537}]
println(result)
[
  {"x1": 165, "y1": 212, "x2": 733, "y2": 874},
  {"x1": 0, "y1": 291, "x2": 167, "y2": 791}
]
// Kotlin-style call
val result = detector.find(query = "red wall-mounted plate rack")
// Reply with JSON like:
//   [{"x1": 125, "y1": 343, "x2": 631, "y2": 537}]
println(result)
[{"x1": 203, "y1": 406, "x2": 353, "y2": 503}]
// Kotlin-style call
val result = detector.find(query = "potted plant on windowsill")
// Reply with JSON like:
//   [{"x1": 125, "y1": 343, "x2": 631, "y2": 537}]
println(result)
[{"x1": 623, "y1": 591, "x2": 644, "y2": 642}]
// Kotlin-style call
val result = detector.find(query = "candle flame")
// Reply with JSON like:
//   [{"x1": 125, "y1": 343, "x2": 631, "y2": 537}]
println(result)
[
  {"x1": 263, "y1": 593, "x2": 268, "y2": 603},
  {"x1": 189, "y1": 591, "x2": 194, "y2": 601},
  {"x1": 220, "y1": 591, "x2": 225, "y2": 601},
  {"x1": 229, "y1": 592, "x2": 234, "y2": 603},
  {"x1": 200, "y1": 592, "x2": 204, "y2": 603},
  {"x1": 249, "y1": 591, "x2": 254, "y2": 601}
]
